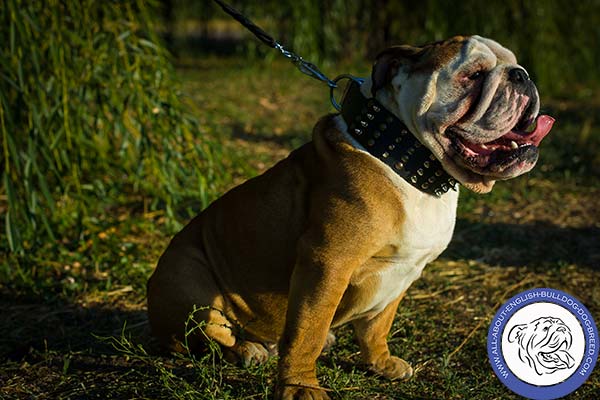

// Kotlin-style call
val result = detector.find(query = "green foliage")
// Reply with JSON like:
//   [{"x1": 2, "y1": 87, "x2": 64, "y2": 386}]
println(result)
[
  {"x1": 181, "y1": 0, "x2": 600, "y2": 98},
  {"x1": 0, "y1": 0, "x2": 219, "y2": 252},
  {"x1": 1, "y1": 56, "x2": 599, "y2": 400}
]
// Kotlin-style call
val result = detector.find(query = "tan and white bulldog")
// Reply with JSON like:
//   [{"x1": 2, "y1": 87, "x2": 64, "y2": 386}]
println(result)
[{"x1": 147, "y1": 35, "x2": 554, "y2": 399}]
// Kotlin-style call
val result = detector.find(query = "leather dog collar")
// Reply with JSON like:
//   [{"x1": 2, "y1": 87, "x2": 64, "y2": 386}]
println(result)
[{"x1": 340, "y1": 79, "x2": 458, "y2": 197}]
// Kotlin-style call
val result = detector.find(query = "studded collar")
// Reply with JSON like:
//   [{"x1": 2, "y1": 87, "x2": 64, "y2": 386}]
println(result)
[{"x1": 340, "y1": 79, "x2": 458, "y2": 197}]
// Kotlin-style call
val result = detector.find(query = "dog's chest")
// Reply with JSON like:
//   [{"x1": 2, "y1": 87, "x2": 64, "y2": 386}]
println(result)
[{"x1": 351, "y1": 186, "x2": 458, "y2": 317}]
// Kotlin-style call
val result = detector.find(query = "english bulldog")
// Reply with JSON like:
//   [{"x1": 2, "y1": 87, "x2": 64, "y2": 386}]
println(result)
[
  {"x1": 147, "y1": 35, "x2": 554, "y2": 399},
  {"x1": 508, "y1": 317, "x2": 575, "y2": 375}
]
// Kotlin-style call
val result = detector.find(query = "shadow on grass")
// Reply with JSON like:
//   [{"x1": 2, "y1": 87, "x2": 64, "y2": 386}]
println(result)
[
  {"x1": 445, "y1": 218, "x2": 600, "y2": 269},
  {"x1": 0, "y1": 291, "x2": 168, "y2": 398},
  {"x1": 0, "y1": 294, "x2": 150, "y2": 360},
  {"x1": 3, "y1": 217, "x2": 596, "y2": 361},
  {"x1": 1, "y1": 217, "x2": 598, "y2": 398},
  {"x1": 229, "y1": 123, "x2": 308, "y2": 148}
]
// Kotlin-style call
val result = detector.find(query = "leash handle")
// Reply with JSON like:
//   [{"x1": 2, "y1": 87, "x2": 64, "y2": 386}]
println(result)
[{"x1": 212, "y1": 0, "x2": 338, "y2": 89}]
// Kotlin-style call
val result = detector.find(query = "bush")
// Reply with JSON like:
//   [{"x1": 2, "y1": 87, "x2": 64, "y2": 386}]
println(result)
[
  {"x1": 0, "y1": 0, "x2": 219, "y2": 252},
  {"x1": 181, "y1": 0, "x2": 600, "y2": 98}
]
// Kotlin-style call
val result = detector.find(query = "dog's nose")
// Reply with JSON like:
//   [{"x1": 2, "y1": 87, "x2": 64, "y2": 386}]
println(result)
[{"x1": 509, "y1": 68, "x2": 529, "y2": 84}]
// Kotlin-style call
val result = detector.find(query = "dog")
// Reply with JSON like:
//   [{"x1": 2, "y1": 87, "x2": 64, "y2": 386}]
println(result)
[
  {"x1": 147, "y1": 35, "x2": 554, "y2": 400},
  {"x1": 508, "y1": 317, "x2": 575, "y2": 375}
]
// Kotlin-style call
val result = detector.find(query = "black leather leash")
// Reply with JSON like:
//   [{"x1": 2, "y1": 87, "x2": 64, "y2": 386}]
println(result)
[
  {"x1": 212, "y1": 0, "x2": 337, "y2": 89},
  {"x1": 212, "y1": 0, "x2": 458, "y2": 196}
]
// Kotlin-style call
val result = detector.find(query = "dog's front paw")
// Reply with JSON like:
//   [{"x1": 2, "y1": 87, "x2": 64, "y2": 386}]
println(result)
[
  {"x1": 277, "y1": 384, "x2": 331, "y2": 400},
  {"x1": 368, "y1": 355, "x2": 413, "y2": 380}
]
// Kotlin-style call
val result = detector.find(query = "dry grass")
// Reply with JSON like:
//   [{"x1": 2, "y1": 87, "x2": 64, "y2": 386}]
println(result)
[{"x1": 1, "y1": 58, "x2": 599, "y2": 399}]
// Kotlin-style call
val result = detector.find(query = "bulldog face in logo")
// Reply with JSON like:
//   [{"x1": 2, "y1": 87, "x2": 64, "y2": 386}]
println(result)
[
  {"x1": 508, "y1": 317, "x2": 576, "y2": 375},
  {"x1": 370, "y1": 35, "x2": 555, "y2": 193}
]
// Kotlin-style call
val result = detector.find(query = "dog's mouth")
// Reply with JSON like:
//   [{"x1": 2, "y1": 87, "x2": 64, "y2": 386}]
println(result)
[
  {"x1": 447, "y1": 113, "x2": 554, "y2": 178},
  {"x1": 536, "y1": 339, "x2": 575, "y2": 371}
]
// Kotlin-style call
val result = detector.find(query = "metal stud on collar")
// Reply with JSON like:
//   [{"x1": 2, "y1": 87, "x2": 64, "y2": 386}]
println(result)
[
  {"x1": 340, "y1": 78, "x2": 458, "y2": 197},
  {"x1": 211, "y1": 1, "x2": 458, "y2": 196}
]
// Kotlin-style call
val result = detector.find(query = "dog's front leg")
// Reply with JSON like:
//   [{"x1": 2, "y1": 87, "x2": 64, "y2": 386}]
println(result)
[
  {"x1": 276, "y1": 215, "x2": 383, "y2": 400},
  {"x1": 276, "y1": 247, "x2": 354, "y2": 400},
  {"x1": 352, "y1": 292, "x2": 413, "y2": 380}
]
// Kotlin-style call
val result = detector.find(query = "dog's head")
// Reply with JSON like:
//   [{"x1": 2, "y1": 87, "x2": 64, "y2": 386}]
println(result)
[
  {"x1": 508, "y1": 317, "x2": 575, "y2": 375},
  {"x1": 367, "y1": 35, "x2": 554, "y2": 193}
]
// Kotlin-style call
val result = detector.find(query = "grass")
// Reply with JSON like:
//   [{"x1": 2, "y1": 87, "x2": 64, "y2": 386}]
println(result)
[
  {"x1": 0, "y1": 1, "x2": 221, "y2": 253},
  {"x1": 1, "y1": 56, "x2": 600, "y2": 399}
]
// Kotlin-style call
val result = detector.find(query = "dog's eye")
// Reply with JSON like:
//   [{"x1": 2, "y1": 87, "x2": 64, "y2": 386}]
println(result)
[
  {"x1": 544, "y1": 327, "x2": 549, "y2": 331},
  {"x1": 469, "y1": 71, "x2": 484, "y2": 80}
]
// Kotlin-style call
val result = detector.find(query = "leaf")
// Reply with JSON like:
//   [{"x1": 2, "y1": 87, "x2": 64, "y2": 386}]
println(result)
[{"x1": 3, "y1": 172, "x2": 21, "y2": 252}]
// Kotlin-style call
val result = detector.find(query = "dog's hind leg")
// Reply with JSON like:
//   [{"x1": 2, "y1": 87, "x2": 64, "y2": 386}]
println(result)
[
  {"x1": 322, "y1": 330, "x2": 336, "y2": 353},
  {"x1": 223, "y1": 340, "x2": 271, "y2": 367},
  {"x1": 147, "y1": 250, "x2": 271, "y2": 366},
  {"x1": 147, "y1": 256, "x2": 231, "y2": 349}
]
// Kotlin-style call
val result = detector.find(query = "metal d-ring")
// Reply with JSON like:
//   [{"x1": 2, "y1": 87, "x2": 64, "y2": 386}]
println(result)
[{"x1": 330, "y1": 74, "x2": 365, "y2": 111}]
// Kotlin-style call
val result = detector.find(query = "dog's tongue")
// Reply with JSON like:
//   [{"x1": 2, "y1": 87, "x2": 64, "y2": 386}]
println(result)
[
  {"x1": 504, "y1": 115, "x2": 555, "y2": 146},
  {"x1": 553, "y1": 349, "x2": 576, "y2": 369}
]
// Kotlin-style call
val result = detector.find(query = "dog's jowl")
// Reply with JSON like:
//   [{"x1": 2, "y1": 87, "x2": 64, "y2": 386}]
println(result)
[{"x1": 147, "y1": 35, "x2": 554, "y2": 400}]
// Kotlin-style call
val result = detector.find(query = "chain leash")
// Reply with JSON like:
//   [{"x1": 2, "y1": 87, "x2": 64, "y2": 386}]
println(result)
[{"x1": 212, "y1": 0, "x2": 362, "y2": 110}]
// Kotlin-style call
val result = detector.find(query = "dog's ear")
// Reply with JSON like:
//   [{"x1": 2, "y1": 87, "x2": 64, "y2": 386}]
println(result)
[
  {"x1": 371, "y1": 45, "x2": 423, "y2": 97},
  {"x1": 508, "y1": 324, "x2": 527, "y2": 343}
]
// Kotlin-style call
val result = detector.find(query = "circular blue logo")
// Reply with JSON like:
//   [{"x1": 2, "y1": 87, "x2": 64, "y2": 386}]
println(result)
[{"x1": 488, "y1": 288, "x2": 598, "y2": 400}]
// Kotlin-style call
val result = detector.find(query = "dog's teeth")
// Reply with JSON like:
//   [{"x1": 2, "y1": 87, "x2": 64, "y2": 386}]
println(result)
[
  {"x1": 481, "y1": 144, "x2": 488, "y2": 150},
  {"x1": 510, "y1": 141, "x2": 518, "y2": 149}
]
